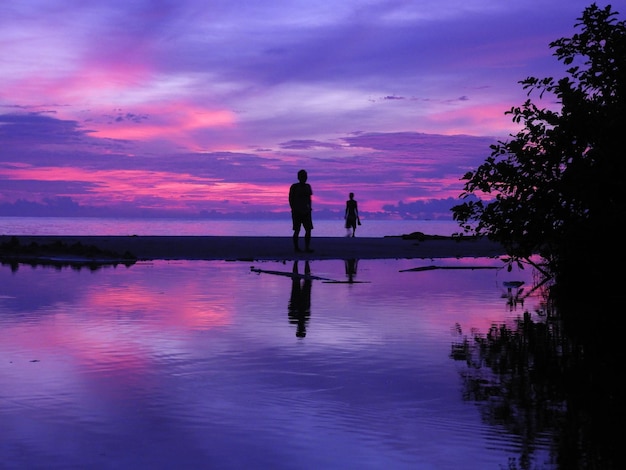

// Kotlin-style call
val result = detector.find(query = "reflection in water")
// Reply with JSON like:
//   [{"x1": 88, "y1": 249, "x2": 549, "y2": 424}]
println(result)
[
  {"x1": 344, "y1": 258, "x2": 358, "y2": 283},
  {"x1": 1, "y1": 258, "x2": 563, "y2": 469},
  {"x1": 451, "y1": 311, "x2": 557, "y2": 470},
  {"x1": 451, "y1": 276, "x2": 623, "y2": 470},
  {"x1": 502, "y1": 280, "x2": 525, "y2": 310},
  {"x1": 0, "y1": 236, "x2": 137, "y2": 273},
  {"x1": 287, "y1": 260, "x2": 312, "y2": 337},
  {"x1": 1, "y1": 258, "x2": 135, "y2": 273}
]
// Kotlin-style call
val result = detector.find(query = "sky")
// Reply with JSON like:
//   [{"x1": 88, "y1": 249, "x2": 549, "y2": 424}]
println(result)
[{"x1": 0, "y1": 0, "x2": 615, "y2": 220}]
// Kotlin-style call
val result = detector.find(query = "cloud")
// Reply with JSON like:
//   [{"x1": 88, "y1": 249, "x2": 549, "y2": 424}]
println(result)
[
  {"x1": 280, "y1": 140, "x2": 344, "y2": 150},
  {"x1": 0, "y1": 0, "x2": 611, "y2": 219},
  {"x1": 0, "y1": 113, "x2": 91, "y2": 147},
  {"x1": 0, "y1": 110, "x2": 498, "y2": 218}
]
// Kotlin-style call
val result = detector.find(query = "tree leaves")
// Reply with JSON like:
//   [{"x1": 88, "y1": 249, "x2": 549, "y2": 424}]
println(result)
[{"x1": 451, "y1": 3, "x2": 626, "y2": 275}]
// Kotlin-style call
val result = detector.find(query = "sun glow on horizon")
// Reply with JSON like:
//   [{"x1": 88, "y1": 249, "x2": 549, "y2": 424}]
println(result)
[{"x1": 0, "y1": 163, "x2": 295, "y2": 210}]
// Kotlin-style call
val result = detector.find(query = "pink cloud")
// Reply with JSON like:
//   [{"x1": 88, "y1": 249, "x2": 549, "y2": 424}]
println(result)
[
  {"x1": 0, "y1": 0, "x2": 604, "y2": 219},
  {"x1": 91, "y1": 103, "x2": 237, "y2": 145},
  {"x1": 426, "y1": 103, "x2": 525, "y2": 136}
]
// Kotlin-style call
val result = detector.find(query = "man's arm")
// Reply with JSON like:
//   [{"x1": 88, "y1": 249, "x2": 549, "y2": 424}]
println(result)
[{"x1": 288, "y1": 185, "x2": 295, "y2": 210}]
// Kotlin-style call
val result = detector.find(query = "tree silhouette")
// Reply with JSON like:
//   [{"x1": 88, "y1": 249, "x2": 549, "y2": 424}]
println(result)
[
  {"x1": 451, "y1": 296, "x2": 624, "y2": 469},
  {"x1": 452, "y1": 4, "x2": 626, "y2": 284}
]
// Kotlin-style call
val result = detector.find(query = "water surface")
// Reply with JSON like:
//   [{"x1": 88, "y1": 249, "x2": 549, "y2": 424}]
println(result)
[
  {"x1": 0, "y1": 216, "x2": 460, "y2": 237},
  {"x1": 0, "y1": 258, "x2": 550, "y2": 469}
]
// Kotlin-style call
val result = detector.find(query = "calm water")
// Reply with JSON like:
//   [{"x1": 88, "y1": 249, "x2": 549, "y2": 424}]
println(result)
[
  {"x1": 0, "y1": 257, "x2": 553, "y2": 469},
  {"x1": 0, "y1": 216, "x2": 461, "y2": 238}
]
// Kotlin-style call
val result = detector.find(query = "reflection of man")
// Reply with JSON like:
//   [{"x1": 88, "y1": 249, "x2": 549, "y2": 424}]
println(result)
[
  {"x1": 344, "y1": 259, "x2": 358, "y2": 283},
  {"x1": 288, "y1": 260, "x2": 312, "y2": 338}
]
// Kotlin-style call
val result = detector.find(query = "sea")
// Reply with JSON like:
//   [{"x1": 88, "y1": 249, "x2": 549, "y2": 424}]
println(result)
[
  {"x1": 1, "y1": 257, "x2": 551, "y2": 469},
  {"x1": 1, "y1": 216, "x2": 569, "y2": 469},
  {"x1": 0, "y1": 216, "x2": 463, "y2": 237}
]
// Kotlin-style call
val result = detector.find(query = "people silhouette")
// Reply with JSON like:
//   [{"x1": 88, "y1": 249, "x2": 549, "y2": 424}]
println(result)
[
  {"x1": 344, "y1": 192, "x2": 360, "y2": 237},
  {"x1": 289, "y1": 169, "x2": 314, "y2": 252},
  {"x1": 503, "y1": 281, "x2": 525, "y2": 310},
  {"x1": 344, "y1": 258, "x2": 359, "y2": 283},
  {"x1": 288, "y1": 260, "x2": 312, "y2": 337}
]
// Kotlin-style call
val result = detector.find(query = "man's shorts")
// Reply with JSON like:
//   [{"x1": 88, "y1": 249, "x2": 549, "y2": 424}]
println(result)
[{"x1": 292, "y1": 211, "x2": 313, "y2": 231}]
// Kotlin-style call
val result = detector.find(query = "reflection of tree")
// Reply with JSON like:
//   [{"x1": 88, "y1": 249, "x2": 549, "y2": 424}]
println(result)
[
  {"x1": 451, "y1": 290, "x2": 623, "y2": 469},
  {"x1": 288, "y1": 260, "x2": 311, "y2": 338},
  {"x1": 0, "y1": 236, "x2": 136, "y2": 272}
]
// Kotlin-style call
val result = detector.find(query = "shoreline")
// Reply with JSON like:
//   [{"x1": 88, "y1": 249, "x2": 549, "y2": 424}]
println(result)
[{"x1": 1, "y1": 235, "x2": 507, "y2": 262}]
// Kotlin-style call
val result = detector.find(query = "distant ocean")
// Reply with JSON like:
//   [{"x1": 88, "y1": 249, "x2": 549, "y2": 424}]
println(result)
[{"x1": 0, "y1": 216, "x2": 463, "y2": 238}]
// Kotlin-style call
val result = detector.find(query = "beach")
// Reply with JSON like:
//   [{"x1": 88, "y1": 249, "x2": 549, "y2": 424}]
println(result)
[{"x1": 1, "y1": 235, "x2": 507, "y2": 261}]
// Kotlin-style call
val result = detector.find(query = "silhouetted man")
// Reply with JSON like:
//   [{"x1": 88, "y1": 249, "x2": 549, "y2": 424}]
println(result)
[{"x1": 289, "y1": 169, "x2": 314, "y2": 253}]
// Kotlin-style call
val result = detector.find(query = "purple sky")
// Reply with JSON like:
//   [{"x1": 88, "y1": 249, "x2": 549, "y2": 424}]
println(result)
[{"x1": 0, "y1": 1, "x2": 610, "y2": 219}]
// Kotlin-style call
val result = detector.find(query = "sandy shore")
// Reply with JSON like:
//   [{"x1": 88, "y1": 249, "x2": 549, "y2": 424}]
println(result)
[{"x1": 2, "y1": 235, "x2": 507, "y2": 261}]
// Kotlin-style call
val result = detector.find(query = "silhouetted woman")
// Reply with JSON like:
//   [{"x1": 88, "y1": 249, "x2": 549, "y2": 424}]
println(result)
[{"x1": 344, "y1": 192, "x2": 360, "y2": 237}]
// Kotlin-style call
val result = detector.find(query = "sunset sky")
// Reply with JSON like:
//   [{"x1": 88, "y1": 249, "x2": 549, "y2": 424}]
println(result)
[{"x1": 0, "y1": 0, "x2": 611, "y2": 220}]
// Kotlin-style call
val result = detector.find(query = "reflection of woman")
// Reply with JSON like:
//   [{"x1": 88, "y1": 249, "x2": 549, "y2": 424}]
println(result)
[
  {"x1": 288, "y1": 260, "x2": 312, "y2": 338},
  {"x1": 344, "y1": 192, "x2": 360, "y2": 237},
  {"x1": 344, "y1": 259, "x2": 358, "y2": 283}
]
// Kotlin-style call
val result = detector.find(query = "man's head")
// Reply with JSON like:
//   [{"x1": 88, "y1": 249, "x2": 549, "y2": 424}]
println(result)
[{"x1": 297, "y1": 169, "x2": 307, "y2": 183}]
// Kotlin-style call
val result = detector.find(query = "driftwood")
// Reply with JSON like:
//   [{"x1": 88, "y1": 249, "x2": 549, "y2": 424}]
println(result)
[
  {"x1": 250, "y1": 266, "x2": 370, "y2": 283},
  {"x1": 250, "y1": 266, "x2": 336, "y2": 281},
  {"x1": 399, "y1": 265, "x2": 499, "y2": 272}
]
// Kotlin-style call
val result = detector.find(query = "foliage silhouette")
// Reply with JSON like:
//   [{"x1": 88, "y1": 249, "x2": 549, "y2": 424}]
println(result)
[
  {"x1": 0, "y1": 236, "x2": 136, "y2": 271},
  {"x1": 451, "y1": 8, "x2": 626, "y2": 467},
  {"x1": 452, "y1": 279, "x2": 624, "y2": 469},
  {"x1": 452, "y1": 3, "x2": 626, "y2": 284}
]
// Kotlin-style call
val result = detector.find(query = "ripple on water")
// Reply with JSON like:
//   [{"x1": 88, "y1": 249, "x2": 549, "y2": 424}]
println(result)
[{"x1": 0, "y1": 258, "x2": 554, "y2": 469}]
